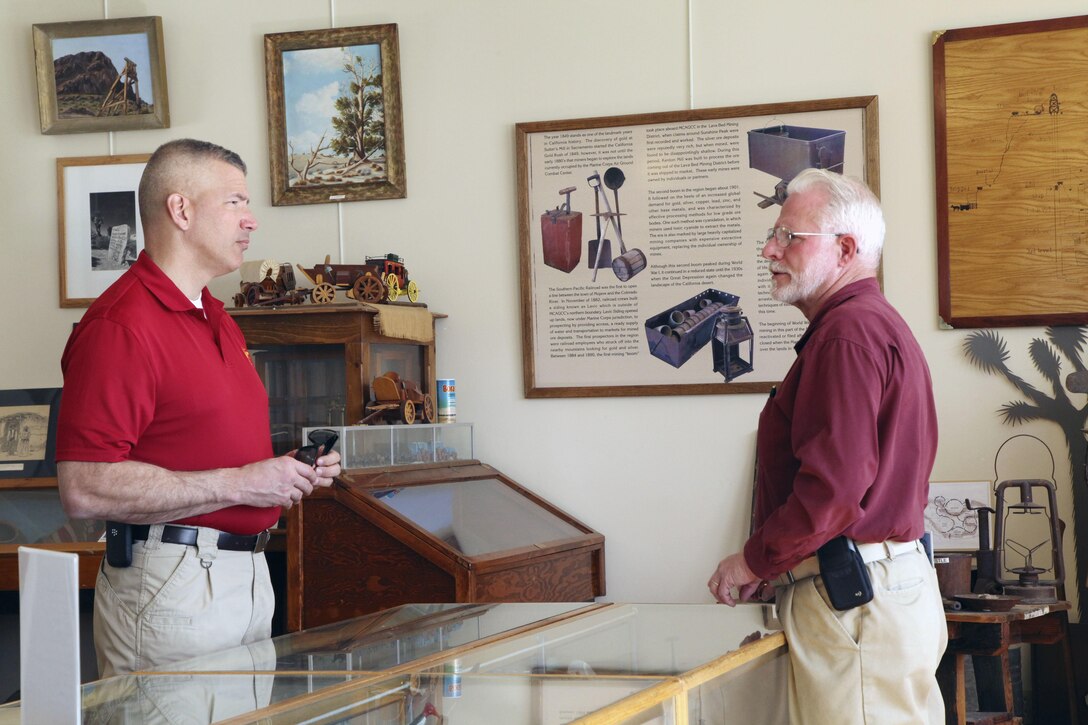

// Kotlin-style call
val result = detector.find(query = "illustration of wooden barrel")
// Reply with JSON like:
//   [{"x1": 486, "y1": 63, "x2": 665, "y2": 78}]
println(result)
[{"x1": 612, "y1": 249, "x2": 647, "y2": 281}]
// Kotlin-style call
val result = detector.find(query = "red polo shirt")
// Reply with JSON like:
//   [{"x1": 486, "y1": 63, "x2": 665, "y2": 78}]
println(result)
[
  {"x1": 57, "y1": 252, "x2": 279, "y2": 534},
  {"x1": 743, "y1": 278, "x2": 938, "y2": 580}
]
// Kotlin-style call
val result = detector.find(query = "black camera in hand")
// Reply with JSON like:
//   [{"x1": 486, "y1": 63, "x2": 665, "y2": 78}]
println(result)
[{"x1": 294, "y1": 428, "x2": 338, "y2": 467}]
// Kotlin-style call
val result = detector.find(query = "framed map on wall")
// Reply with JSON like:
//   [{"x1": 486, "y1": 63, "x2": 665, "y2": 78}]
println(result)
[{"x1": 934, "y1": 14, "x2": 1088, "y2": 328}]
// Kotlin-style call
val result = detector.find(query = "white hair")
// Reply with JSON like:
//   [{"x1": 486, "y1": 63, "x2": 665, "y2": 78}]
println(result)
[{"x1": 786, "y1": 168, "x2": 885, "y2": 269}]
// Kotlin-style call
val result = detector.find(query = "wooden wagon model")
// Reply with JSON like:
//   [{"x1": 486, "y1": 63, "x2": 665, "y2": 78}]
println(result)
[{"x1": 360, "y1": 371, "x2": 435, "y2": 425}]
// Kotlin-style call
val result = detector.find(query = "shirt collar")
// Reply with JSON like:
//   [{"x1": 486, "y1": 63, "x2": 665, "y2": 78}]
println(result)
[
  {"x1": 130, "y1": 251, "x2": 225, "y2": 318},
  {"x1": 794, "y1": 277, "x2": 880, "y2": 353}
]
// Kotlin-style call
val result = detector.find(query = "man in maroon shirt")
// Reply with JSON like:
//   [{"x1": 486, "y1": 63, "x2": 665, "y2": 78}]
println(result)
[
  {"x1": 57, "y1": 139, "x2": 341, "y2": 676},
  {"x1": 707, "y1": 169, "x2": 946, "y2": 723}
]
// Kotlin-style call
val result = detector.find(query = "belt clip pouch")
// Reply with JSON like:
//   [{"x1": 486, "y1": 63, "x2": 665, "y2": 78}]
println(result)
[
  {"x1": 816, "y1": 536, "x2": 873, "y2": 610},
  {"x1": 105, "y1": 521, "x2": 132, "y2": 568}
]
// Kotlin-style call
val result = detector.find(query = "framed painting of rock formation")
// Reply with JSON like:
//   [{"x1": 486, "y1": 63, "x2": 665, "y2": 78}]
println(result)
[{"x1": 32, "y1": 16, "x2": 170, "y2": 135}]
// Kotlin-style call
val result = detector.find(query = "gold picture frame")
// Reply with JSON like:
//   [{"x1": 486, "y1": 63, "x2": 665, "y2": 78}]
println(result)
[
  {"x1": 264, "y1": 23, "x2": 407, "y2": 206},
  {"x1": 32, "y1": 16, "x2": 170, "y2": 135},
  {"x1": 57, "y1": 154, "x2": 150, "y2": 308}
]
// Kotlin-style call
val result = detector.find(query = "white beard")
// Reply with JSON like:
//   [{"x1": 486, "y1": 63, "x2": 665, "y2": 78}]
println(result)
[{"x1": 769, "y1": 252, "x2": 839, "y2": 306}]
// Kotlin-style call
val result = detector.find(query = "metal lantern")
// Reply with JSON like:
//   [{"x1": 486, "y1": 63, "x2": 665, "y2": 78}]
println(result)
[
  {"x1": 992, "y1": 478, "x2": 1064, "y2": 603},
  {"x1": 712, "y1": 306, "x2": 754, "y2": 382}
]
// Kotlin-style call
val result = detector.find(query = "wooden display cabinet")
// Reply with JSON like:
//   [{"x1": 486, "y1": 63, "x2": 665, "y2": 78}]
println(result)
[
  {"x1": 284, "y1": 460, "x2": 606, "y2": 631},
  {"x1": 229, "y1": 303, "x2": 441, "y2": 455},
  {"x1": 0, "y1": 478, "x2": 104, "y2": 591}
]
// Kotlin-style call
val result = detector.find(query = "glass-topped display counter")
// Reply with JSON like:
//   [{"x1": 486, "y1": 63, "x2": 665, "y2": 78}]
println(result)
[
  {"x1": 164, "y1": 602, "x2": 597, "y2": 675},
  {"x1": 284, "y1": 461, "x2": 605, "y2": 629},
  {"x1": 1, "y1": 602, "x2": 787, "y2": 724}
]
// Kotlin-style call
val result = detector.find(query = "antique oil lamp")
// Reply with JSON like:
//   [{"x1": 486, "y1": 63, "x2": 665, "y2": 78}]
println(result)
[
  {"x1": 992, "y1": 478, "x2": 1064, "y2": 603},
  {"x1": 711, "y1": 305, "x2": 754, "y2": 382}
]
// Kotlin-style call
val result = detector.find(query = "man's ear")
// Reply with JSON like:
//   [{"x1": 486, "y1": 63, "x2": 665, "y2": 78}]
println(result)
[
  {"x1": 837, "y1": 233, "x2": 858, "y2": 265},
  {"x1": 165, "y1": 192, "x2": 191, "y2": 230}
]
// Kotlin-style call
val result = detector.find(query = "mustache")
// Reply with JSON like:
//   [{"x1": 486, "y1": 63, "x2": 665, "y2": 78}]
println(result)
[{"x1": 768, "y1": 262, "x2": 789, "y2": 274}]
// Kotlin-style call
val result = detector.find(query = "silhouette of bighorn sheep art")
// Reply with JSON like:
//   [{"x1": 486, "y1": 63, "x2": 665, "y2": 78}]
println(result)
[{"x1": 963, "y1": 326, "x2": 1088, "y2": 617}]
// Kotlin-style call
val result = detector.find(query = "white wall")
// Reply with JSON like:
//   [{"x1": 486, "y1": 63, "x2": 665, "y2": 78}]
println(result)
[{"x1": 2, "y1": 0, "x2": 1083, "y2": 617}]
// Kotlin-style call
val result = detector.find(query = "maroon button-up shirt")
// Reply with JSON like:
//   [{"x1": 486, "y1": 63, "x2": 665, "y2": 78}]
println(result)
[{"x1": 743, "y1": 278, "x2": 938, "y2": 580}]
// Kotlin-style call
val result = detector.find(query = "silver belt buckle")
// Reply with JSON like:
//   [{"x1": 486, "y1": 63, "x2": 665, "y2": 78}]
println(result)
[{"x1": 253, "y1": 530, "x2": 271, "y2": 553}]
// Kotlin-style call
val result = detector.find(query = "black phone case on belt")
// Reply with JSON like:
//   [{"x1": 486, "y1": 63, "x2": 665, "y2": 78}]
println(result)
[
  {"x1": 817, "y1": 536, "x2": 873, "y2": 610},
  {"x1": 105, "y1": 521, "x2": 132, "y2": 568}
]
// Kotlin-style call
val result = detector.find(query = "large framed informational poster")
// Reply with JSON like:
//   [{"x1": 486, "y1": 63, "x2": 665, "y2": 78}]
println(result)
[{"x1": 516, "y1": 95, "x2": 879, "y2": 398}]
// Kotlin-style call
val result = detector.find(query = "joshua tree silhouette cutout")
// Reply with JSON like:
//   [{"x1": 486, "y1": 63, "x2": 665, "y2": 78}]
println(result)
[{"x1": 963, "y1": 327, "x2": 1088, "y2": 616}]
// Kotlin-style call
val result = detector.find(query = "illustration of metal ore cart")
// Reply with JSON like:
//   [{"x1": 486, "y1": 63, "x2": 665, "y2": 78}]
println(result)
[
  {"x1": 644, "y1": 289, "x2": 754, "y2": 382},
  {"x1": 748, "y1": 124, "x2": 845, "y2": 208}
]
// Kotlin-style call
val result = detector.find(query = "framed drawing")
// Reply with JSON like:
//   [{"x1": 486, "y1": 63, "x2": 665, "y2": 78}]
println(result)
[
  {"x1": 517, "y1": 96, "x2": 879, "y2": 398},
  {"x1": 264, "y1": 23, "x2": 406, "y2": 206},
  {"x1": 57, "y1": 154, "x2": 149, "y2": 308},
  {"x1": 925, "y1": 480, "x2": 992, "y2": 552},
  {"x1": 0, "y1": 388, "x2": 61, "y2": 479},
  {"x1": 32, "y1": 16, "x2": 169, "y2": 135},
  {"x1": 934, "y1": 15, "x2": 1088, "y2": 327}
]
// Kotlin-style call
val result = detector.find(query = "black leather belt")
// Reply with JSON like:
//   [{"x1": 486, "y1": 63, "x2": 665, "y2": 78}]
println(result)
[{"x1": 131, "y1": 524, "x2": 270, "y2": 553}]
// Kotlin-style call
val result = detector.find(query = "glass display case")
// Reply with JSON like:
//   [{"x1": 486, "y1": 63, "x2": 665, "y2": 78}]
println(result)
[
  {"x1": 0, "y1": 602, "x2": 788, "y2": 724},
  {"x1": 284, "y1": 461, "x2": 605, "y2": 630},
  {"x1": 0, "y1": 479, "x2": 104, "y2": 590},
  {"x1": 303, "y1": 423, "x2": 474, "y2": 468},
  {"x1": 230, "y1": 304, "x2": 441, "y2": 456}
]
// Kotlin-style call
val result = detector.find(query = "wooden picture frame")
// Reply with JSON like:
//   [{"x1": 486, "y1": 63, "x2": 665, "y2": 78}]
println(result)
[
  {"x1": 516, "y1": 96, "x2": 879, "y2": 398},
  {"x1": 264, "y1": 23, "x2": 406, "y2": 206},
  {"x1": 0, "y1": 388, "x2": 61, "y2": 480},
  {"x1": 32, "y1": 16, "x2": 170, "y2": 135},
  {"x1": 57, "y1": 154, "x2": 150, "y2": 307},
  {"x1": 925, "y1": 480, "x2": 992, "y2": 552},
  {"x1": 934, "y1": 14, "x2": 1088, "y2": 327}
]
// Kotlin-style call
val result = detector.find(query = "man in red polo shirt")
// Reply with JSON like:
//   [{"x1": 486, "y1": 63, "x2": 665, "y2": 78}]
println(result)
[
  {"x1": 56, "y1": 139, "x2": 341, "y2": 677},
  {"x1": 707, "y1": 169, "x2": 945, "y2": 723}
]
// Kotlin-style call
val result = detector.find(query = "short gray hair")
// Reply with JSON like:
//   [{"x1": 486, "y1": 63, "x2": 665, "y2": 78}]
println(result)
[{"x1": 786, "y1": 168, "x2": 885, "y2": 269}]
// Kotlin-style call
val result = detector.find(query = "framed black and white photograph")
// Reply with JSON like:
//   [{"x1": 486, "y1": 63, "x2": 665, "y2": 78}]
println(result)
[
  {"x1": 57, "y1": 154, "x2": 149, "y2": 307},
  {"x1": 264, "y1": 23, "x2": 406, "y2": 205},
  {"x1": 0, "y1": 388, "x2": 61, "y2": 479},
  {"x1": 32, "y1": 16, "x2": 170, "y2": 135}
]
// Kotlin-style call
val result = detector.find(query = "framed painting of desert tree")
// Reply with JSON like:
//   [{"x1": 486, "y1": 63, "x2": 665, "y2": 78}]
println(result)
[
  {"x1": 32, "y1": 16, "x2": 169, "y2": 134},
  {"x1": 264, "y1": 23, "x2": 406, "y2": 206}
]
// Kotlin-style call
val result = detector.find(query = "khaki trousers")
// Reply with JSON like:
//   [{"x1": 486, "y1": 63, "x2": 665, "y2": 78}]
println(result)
[
  {"x1": 777, "y1": 548, "x2": 948, "y2": 725},
  {"x1": 93, "y1": 524, "x2": 275, "y2": 678}
]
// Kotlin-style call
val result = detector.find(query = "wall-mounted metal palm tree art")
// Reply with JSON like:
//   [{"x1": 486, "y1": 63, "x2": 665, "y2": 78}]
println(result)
[{"x1": 963, "y1": 327, "x2": 1088, "y2": 617}]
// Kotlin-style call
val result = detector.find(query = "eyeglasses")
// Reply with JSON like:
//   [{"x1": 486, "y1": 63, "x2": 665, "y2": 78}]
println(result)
[
  {"x1": 764, "y1": 227, "x2": 844, "y2": 249},
  {"x1": 295, "y1": 428, "x2": 339, "y2": 467}
]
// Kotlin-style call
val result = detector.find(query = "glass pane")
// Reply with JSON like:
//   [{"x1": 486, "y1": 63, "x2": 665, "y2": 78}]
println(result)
[
  {"x1": 688, "y1": 648, "x2": 789, "y2": 724},
  {"x1": 305, "y1": 423, "x2": 475, "y2": 469},
  {"x1": 368, "y1": 343, "x2": 422, "y2": 384},
  {"x1": 370, "y1": 479, "x2": 584, "y2": 555},
  {"x1": 452, "y1": 603, "x2": 775, "y2": 677},
  {"x1": 0, "y1": 489, "x2": 103, "y2": 544},
  {"x1": 164, "y1": 602, "x2": 594, "y2": 674},
  {"x1": 249, "y1": 344, "x2": 347, "y2": 455}
]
